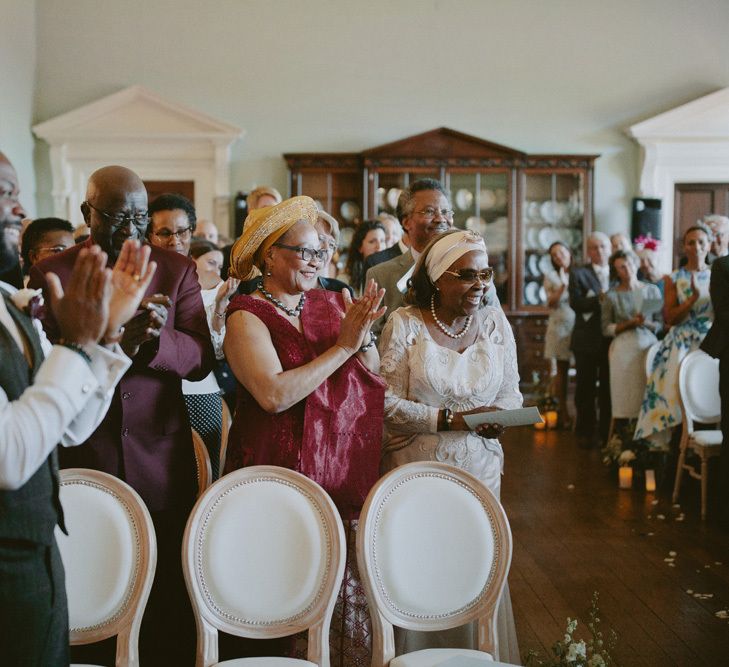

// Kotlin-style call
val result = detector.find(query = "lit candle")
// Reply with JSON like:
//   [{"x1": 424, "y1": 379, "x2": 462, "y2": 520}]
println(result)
[
  {"x1": 619, "y1": 466, "x2": 633, "y2": 489},
  {"x1": 534, "y1": 418, "x2": 546, "y2": 430},
  {"x1": 546, "y1": 411, "x2": 558, "y2": 429},
  {"x1": 645, "y1": 470, "x2": 656, "y2": 492}
]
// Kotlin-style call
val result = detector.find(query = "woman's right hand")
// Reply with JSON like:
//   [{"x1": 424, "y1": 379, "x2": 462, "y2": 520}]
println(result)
[
  {"x1": 449, "y1": 405, "x2": 499, "y2": 431},
  {"x1": 337, "y1": 280, "x2": 386, "y2": 354},
  {"x1": 689, "y1": 274, "x2": 700, "y2": 304}
]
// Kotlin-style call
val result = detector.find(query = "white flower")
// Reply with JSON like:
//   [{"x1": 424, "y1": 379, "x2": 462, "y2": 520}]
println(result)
[
  {"x1": 588, "y1": 655, "x2": 606, "y2": 667},
  {"x1": 9, "y1": 288, "x2": 43, "y2": 311},
  {"x1": 565, "y1": 640, "x2": 587, "y2": 662},
  {"x1": 618, "y1": 450, "x2": 636, "y2": 464}
]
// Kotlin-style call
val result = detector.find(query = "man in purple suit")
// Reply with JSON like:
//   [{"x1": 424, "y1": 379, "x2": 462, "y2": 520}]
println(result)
[{"x1": 29, "y1": 165, "x2": 214, "y2": 664}]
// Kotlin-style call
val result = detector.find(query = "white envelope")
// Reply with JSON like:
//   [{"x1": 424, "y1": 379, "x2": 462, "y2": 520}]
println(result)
[{"x1": 463, "y1": 406, "x2": 543, "y2": 429}]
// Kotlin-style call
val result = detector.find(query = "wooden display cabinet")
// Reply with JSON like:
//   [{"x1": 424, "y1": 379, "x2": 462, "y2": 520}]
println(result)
[{"x1": 285, "y1": 129, "x2": 598, "y2": 386}]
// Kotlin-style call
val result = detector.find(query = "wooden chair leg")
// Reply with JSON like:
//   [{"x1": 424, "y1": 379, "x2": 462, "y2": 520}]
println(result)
[
  {"x1": 672, "y1": 435, "x2": 689, "y2": 505},
  {"x1": 700, "y1": 454, "x2": 709, "y2": 521}
]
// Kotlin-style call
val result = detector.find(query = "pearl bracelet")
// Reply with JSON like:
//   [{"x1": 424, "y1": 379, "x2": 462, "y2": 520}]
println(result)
[{"x1": 359, "y1": 332, "x2": 377, "y2": 353}]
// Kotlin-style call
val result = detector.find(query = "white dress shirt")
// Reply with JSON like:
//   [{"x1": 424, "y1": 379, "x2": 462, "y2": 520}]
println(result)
[
  {"x1": 592, "y1": 263, "x2": 610, "y2": 292},
  {"x1": 0, "y1": 282, "x2": 130, "y2": 490}
]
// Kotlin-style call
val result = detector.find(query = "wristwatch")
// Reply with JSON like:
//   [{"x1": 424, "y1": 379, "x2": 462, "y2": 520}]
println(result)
[{"x1": 443, "y1": 408, "x2": 454, "y2": 431}]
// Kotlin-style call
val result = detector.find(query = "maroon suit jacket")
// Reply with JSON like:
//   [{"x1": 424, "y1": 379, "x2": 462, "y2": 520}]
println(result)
[{"x1": 28, "y1": 241, "x2": 214, "y2": 513}]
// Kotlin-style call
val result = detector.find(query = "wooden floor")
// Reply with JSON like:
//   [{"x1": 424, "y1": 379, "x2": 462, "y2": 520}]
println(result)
[{"x1": 501, "y1": 426, "x2": 729, "y2": 667}]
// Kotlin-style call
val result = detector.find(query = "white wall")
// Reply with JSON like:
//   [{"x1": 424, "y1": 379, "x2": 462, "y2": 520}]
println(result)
[
  {"x1": 31, "y1": 0, "x2": 729, "y2": 235},
  {"x1": 1, "y1": 0, "x2": 36, "y2": 216}
]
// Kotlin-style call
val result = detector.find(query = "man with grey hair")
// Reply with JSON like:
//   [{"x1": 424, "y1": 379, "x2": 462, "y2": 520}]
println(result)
[
  {"x1": 569, "y1": 230, "x2": 613, "y2": 448},
  {"x1": 704, "y1": 214, "x2": 729, "y2": 259},
  {"x1": 365, "y1": 179, "x2": 499, "y2": 335}
]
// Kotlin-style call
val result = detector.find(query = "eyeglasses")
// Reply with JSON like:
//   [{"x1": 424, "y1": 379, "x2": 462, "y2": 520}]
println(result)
[
  {"x1": 151, "y1": 226, "x2": 192, "y2": 240},
  {"x1": 84, "y1": 201, "x2": 149, "y2": 229},
  {"x1": 35, "y1": 245, "x2": 70, "y2": 257},
  {"x1": 414, "y1": 207, "x2": 454, "y2": 221},
  {"x1": 442, "y1": 268, "x2": 494, "y2": 285},
  {"x1": 273, "y1": 242, "x2": 328, "y2": 263}
]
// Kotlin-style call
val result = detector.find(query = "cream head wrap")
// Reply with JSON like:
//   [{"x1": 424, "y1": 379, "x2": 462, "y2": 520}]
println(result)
[
  {"x1": 228, "y1": 196, "x2": 319, "y2": 280},
  {"x1": 425, "y1": 229, "x2": 487, "y2": 282}
]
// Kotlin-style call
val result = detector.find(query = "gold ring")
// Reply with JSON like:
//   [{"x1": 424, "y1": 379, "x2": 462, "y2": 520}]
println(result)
[{"x1": 133, "y1": 274, "x2": 142, "y2": 282}]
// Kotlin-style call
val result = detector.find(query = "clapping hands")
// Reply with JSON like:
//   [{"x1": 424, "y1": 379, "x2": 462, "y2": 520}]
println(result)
[
  {"x1": 46, "y1": 240, "x2": 157, "y2": 348},
  {"x1": 105, "y1": 240, "x2": 157, "y2": 341},
  {"x1": 337, "y1": 279, "x2": 386, "y2": 355}
]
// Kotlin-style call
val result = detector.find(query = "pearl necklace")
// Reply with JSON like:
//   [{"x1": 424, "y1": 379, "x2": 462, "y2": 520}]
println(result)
[
  {"x1": 430, "y1": 295, "x2": 473, "y2": 339},
  {"x1": 259, "y1": 283, "x2": 306, "y2": 317}
]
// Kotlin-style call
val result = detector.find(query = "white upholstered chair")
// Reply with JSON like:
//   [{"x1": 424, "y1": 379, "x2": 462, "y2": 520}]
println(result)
[
  {"x1": 57, "y1": 468, "x2": 157, "y2": 667},
  {"x1": 182, "y1": 465, "x2": 346, "y2": 667},
  {"x1": 672, "y1": 350, "x2": 723, "y2": 519},
  {"x1": 356, "y1": 461, "x2": 514, "y2": 667},
  {"x1": 193, "y1": 428, "x2": 213, "y2": 495},
  {"x1": 218, "y1": 399, "x2": 233, "y2": 474}
]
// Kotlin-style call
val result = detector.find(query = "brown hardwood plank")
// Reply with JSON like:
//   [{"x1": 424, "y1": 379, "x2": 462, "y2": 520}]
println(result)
[{"x1": 501, "y1": 426, "x2": 729, "y2": 666}]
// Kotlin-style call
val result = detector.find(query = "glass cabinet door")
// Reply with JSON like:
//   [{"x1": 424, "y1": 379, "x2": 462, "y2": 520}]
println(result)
[
  {"x1": 521, "y1": 171, "x2": 585, "y2": 308},
  {"x1": 448, "y1": 170, "x2": 510, "y2": 305},
  {"x1": 373, "y1": 170, "x2": 440, "y2": 216},
  {"x1": 296, "y1": 171, "x2": 362, "y2": 226}
]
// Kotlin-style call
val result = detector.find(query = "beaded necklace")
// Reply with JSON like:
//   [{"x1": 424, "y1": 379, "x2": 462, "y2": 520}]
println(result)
[
  {"x1": 430, "y1": 295, "x2": 472, "y2": 339},
  {"x1": 259, "y1": 283, "x2": 306, "y2": 318}
]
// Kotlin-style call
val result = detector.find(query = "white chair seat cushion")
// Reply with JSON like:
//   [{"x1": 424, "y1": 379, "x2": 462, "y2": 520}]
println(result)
[
  {"x1": 691, "y1": 430, "x2": 723, "y2": 446},
  {"x1": 216, "y1": 658, "x2": 317, "y2": 667},
  {"x1": 391, "y1": 648, "x2": 496, "y2": 667}
]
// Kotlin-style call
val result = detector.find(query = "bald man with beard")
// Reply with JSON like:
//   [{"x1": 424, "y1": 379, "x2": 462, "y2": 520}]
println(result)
[
  {"x1": 0, "y1": 152, "x2": 27, "y2": 288},
  {"x1": 29, "y1": 165, "x2": 214, "y2": 664}
]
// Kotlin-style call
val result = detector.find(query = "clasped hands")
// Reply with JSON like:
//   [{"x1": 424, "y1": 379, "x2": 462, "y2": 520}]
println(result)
[
  {"x1": 337, "y1": 279, "x2": 386, "y2": 355},
  {"x1": 46, "y1": 240, "x2": 157, "y2": 349}
]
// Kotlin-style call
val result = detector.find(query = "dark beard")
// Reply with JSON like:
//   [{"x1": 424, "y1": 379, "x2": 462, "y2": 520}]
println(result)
[{"x1": 0, "y1": 223, "x2": 20, "y2": 275}]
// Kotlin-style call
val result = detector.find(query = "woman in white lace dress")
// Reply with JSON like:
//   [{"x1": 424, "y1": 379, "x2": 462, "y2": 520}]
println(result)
[{"x1": 379, "y1": 229, "x2": 522, "y2": 664}]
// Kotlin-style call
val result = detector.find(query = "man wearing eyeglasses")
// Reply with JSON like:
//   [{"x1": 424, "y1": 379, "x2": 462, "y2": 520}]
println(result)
[
  {"x1": 28, "y1": 165, "x2": 213, "y2": 664},
  {"x1": 366, "y1": 178, "x2": 499, "y2": 335}
]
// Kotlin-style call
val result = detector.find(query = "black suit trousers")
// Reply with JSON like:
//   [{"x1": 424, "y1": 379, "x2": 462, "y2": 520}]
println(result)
[
  {"x1": 573, "y1": 337, "x2": 612, "y2": 442},
  {"x1": 0, "y1": 539, "x2": 69, "y2": 666}
]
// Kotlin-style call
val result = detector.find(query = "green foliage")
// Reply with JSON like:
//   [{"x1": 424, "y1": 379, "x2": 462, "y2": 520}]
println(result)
[{"x1": 525, "y1": 592, "x2": 618, "y2": 667}]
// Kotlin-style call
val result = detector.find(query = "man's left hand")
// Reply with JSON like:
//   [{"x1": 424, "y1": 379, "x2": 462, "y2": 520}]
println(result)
[{"x1": 120, "y1": 293, "x2": 171, "y2": 357}]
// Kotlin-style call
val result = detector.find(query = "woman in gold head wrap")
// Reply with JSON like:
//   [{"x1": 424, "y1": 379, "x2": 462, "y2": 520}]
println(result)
[{"x1": 223, "y1": 195, "x2": 386, "y2": 666}]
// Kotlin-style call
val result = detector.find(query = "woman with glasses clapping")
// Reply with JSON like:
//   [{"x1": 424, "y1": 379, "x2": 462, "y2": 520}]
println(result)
[
  {"x1": 222, "y1": 196, "x2": 387, "y2": 665},
  {"x1": 378, "y1": 228, "x2": 522, "y2": 663}
]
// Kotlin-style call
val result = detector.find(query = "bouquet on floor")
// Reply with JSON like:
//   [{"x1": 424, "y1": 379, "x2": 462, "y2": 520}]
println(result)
[{"x1": 525, "y1": 592, "x2": 617, "y2": 667}]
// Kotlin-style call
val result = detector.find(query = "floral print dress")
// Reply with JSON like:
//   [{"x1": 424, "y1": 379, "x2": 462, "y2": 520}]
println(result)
[{"x1": 633, "y1": 267, "x2": 713, "y2": 447}]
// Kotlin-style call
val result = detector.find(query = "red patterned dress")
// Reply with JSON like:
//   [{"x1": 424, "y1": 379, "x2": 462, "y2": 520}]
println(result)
[{"x1": 224, "y1": 290, "x2": 385, "y2": 667}]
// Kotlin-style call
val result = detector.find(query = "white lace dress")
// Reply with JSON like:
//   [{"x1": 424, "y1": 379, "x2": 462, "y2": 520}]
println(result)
[
  {"x1": 379, "y1": 305, "x2": 522, "y2": 664},
  {"x1": 380, "y1": 305, "x2": 522, "y2": 496}
]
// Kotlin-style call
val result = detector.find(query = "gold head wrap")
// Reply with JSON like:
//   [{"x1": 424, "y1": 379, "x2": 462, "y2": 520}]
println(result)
[{"x1": 228, "y1": 195, "x2": 319, "y2": 280}]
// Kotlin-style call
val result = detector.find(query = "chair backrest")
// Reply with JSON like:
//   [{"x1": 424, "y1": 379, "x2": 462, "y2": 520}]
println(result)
[
  {"x1": 57, "y1": 468, "x2": 156, "y2": 665},
  {"x1": 218, "y1": 399, "x2": 233, "y2": 474},
  {"x1": 182, "y1": 465, "x2": 346, "y2": 667},
  {"x1": 192, "y1": 428, "x2": 213, "y2": 495},
  {"x1": 645, "y1": 341, "x2": 661, "y2": 380},
  {"x1": 356, "y1": 462, "x2": 512, "y2": 666},
  {"x1": 679, "y1": 350, "x2": 721, "y2": 429}
]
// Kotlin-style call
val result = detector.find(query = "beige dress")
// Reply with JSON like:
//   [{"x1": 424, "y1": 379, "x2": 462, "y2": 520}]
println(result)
[{"x1": 379, "y1": 305, "x2": 522, "y2": 664}]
